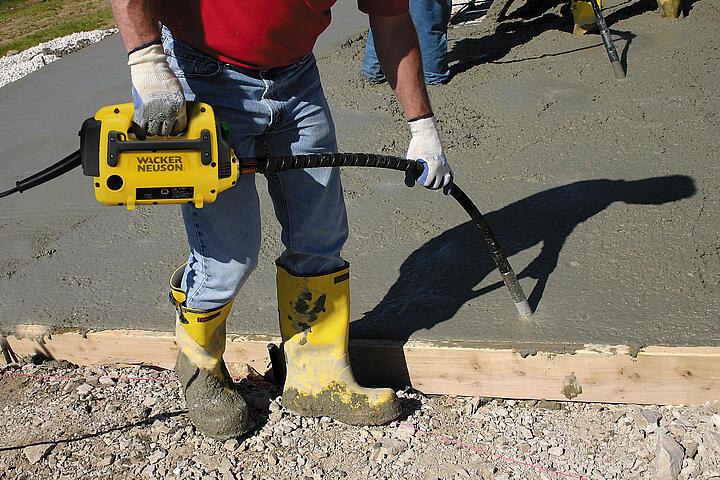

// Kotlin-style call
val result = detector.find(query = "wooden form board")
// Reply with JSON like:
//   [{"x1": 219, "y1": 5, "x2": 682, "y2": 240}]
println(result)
[{"x1": 3, "y1": 324, "x2": 719, "y2": 405}]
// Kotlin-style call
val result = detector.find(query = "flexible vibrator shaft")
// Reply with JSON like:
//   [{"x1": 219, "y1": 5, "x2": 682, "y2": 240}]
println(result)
[{"x1": 239, "y1": 153, "x2": 533, "y2": 318}]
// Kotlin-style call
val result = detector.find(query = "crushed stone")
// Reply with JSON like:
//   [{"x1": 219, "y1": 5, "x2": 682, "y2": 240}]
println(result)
[
  {"x1": 0, "y1": 29, "x2": 116, "y2": 88},
  {"x1": 2, "y1": 360, "x2": 720, "y2": 479}
]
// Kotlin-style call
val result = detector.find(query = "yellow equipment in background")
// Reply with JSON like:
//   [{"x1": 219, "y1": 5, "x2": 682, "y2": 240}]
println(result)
[
  {"x1": 571, "y1": 0, "x2": 600, "y2": 35},
  {"x1": 80, "y1": 102, "x2": 239, "y2": 210},
  {"x1": 572, "y1": 0, "x2": 681, "y2": 35}
]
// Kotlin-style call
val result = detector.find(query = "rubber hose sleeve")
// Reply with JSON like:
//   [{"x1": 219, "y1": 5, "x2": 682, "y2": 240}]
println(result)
[{"x1": 245, "y1": 153, "x2": 423, "y2": 177}]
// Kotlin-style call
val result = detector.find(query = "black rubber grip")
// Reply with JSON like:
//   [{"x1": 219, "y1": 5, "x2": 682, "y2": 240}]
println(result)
[{"x1": 245, "y1": 153, "x2": 424, "y2": 177}]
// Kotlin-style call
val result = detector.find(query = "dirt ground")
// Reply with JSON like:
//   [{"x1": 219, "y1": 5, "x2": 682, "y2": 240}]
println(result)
[{"x1": 1, "y1": 361, "x2": 719, "y2": 480}]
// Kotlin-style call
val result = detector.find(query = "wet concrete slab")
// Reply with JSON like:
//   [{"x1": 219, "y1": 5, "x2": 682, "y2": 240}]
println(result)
[{"x1": 1, "y1": 0, "x2": 718, "y2": 349}]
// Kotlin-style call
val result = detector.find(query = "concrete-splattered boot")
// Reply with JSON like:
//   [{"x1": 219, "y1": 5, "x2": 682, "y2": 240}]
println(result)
[
  {"x1": 170, "y1": 266, "x2": 253, "y2": 440},
  {"x1": 276, "y1": 263, "x2": 402, "y2": 426},
  {"x1": 656, "y1": 0, "x2": 681, "y2": 18},
  {"x1": 572, "y1": 0, "x2": 601, "y2": 35}
]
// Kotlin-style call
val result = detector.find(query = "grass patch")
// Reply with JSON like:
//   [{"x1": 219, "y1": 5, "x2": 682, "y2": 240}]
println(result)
[{"x1": 0, "y1": 0, "x2": 114, "y2": 56}]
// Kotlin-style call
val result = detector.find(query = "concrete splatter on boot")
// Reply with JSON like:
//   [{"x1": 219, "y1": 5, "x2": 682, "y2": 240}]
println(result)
[
  {"x1": 276, "y1": 263, "x2": 402, "y2": 426},
  {"x1": 170, "y1": 266, "x2": 253, "y2": 440}
]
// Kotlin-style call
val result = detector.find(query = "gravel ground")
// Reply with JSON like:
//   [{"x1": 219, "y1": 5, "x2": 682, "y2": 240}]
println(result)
[
  {"x1": 0, "y1": 29, "x2": 116, "y2": 89},
  {"x1": 1, "y1": 360, "x2": 719, "y2": 480}
]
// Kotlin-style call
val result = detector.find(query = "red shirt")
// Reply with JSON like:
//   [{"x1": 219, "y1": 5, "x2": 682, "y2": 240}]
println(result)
[{"x1": 159, "y1": 0, "x2": 408, "y2": 69}]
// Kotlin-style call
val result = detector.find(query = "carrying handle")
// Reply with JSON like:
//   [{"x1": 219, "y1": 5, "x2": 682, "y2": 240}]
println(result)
[{"x1": 106, "y1": 129, "x2": 214, "y2": 167}]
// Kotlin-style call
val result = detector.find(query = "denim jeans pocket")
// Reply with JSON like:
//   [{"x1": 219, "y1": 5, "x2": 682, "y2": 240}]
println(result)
[
  {"x1": 175, "y1": 59, "x2": 222, "y2": 79},
  {"x1": 162, "y1": 36, "x2": 222, "y2": 79}
]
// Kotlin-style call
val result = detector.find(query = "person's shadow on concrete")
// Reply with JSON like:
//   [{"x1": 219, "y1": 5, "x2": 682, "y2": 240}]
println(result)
[{"x1": 350, "y1": 175, "x2": 695, "y2": 345}]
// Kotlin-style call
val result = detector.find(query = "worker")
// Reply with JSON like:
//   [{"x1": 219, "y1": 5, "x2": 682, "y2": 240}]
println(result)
[
  {"x1": 361, "y1": 0, "x2": 453, "y2": 84},
  {"x1": 572, "y1": 0, "x2": 681, "y2": 34},
  {"x1": 109, "y1": 1, "x2": 453, "y2": 439}
]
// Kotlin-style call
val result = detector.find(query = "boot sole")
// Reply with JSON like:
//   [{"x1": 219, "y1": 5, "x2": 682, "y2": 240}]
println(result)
[{"x1": 282, "y1": 388, "x2": 403, "y2": 426}]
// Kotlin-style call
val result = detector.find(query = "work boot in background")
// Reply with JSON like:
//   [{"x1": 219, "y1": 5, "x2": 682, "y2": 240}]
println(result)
[
  {"x1": 656, "y1": 0, "x2": 681, "y2": 18},
  {"x1": 170, "y1": 265, "x2": 254, "y2": 440},
  {"x1": 276, "y1": 263, "x2": 402, "y2": 425},
  {"x1": 571, "y1": 0, "x2": 600, "y2": 35}
]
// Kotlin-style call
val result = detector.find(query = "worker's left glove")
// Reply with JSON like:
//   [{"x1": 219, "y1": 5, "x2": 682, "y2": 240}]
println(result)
[
  {"x1": 128, "y1": 42, "x2": 187, "y2": 137},
  {"x1": 404, "y1": 115, "x2": 453, "y2": 195}
]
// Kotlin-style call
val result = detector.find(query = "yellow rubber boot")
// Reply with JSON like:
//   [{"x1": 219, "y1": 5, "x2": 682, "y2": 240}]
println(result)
[
  {"x1": 657, "y1": 0, "x2": 681, "y2": 18},
  {"x1": 572, "y1": 0, "x2": 601, "y2": 35},
  {"x1": 170, "y1": 265, "x2": 253, "y2": 439},
  {"x1": 277, "y1": 263, "x2": 402, "y2": 425}
]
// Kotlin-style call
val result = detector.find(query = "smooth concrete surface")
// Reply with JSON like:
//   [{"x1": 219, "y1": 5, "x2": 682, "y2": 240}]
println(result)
[{"x1": 1, "y1": 0, "x2": 718, "y2": 349}]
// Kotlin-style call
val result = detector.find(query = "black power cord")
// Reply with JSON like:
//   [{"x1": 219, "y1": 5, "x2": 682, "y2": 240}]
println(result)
[
  {"x1": 0, "y1": 186, "x2": 18, "y2": 199},
  {"x1": 0, "y1": 151, "x2": 81, "y2": 198}
]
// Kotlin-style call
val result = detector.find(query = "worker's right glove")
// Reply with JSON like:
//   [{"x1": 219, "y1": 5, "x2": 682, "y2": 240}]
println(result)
[
  {"x1": 128, "y1": 42, "x2": 187, "y2": 137},
  {"x1": 404, "y1": 115, "x2": 453, "y2": 195}
]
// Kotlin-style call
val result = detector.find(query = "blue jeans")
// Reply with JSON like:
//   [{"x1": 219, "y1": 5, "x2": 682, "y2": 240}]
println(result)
[
  {"x1": 361, "y1": 0, "x2": 452, "y2": 85},
  {"x1": 161, "y1": 30, "x2": 349, "y2": 311}
]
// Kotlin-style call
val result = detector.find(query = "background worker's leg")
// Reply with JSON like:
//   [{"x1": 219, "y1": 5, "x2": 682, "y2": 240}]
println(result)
[
  {"x1": 361, "y1": 32, "x2": 386, "y2": 84},
  {"x1": 362, "y1": 0, "x2": 452, "y2": 84},
  {"x1": 409, "y1": 0, "x2": 452, "y2": 84},
  {"x1": 572, "y1": 0, "x2": 602, "y2": 35}
]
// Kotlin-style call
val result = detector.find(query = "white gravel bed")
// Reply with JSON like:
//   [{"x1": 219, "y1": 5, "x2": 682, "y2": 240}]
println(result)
[
  {"x1": 1, "y1": 360, "x2": 719, "y2": 480},
  {"x1": 0, "y1": 28, "x2": 117, "y2": 89}
]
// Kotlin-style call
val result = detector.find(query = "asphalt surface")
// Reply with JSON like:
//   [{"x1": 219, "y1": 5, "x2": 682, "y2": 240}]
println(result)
[{"x1": 1, "y1": 0, "x2": 718, "y2": 350}]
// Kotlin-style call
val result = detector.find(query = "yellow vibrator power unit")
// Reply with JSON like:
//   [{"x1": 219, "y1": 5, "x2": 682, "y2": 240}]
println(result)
[{"x1": 80, "y1": 102, "x2": 239, "y2": 210}]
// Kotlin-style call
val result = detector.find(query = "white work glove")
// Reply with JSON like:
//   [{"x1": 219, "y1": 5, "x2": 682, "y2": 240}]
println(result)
[
  {"x1": 404, "y1": 115, "x2": 453, "y2": 195},
  {"x1": 128, "y1": 43, "x2": 187, "y2": 137}
]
